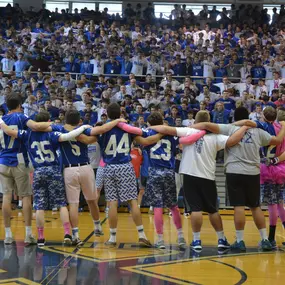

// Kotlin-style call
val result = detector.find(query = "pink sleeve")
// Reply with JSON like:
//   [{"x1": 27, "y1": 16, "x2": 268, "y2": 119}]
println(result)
[
  {"x1": 117, "y1": 122, "x2": 143, "y2": 136},
  {"x1": 179, "y1": 130, "x2": 206, "y2": 145}
]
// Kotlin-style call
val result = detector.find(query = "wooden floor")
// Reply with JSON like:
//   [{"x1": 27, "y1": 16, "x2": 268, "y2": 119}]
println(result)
[{"x1": 0, "y1": 209, "x2": 285, "y2": 284}]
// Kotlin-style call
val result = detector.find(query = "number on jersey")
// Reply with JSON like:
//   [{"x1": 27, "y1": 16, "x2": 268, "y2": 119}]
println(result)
[
  {"x1": 31, "y1": 141, "x2": 55, "y2": 163},
  {"x1": 105, "y1": 133, "x2": 129, "y2": 157},
  {"x1": 150, "y1": 139, "x2": 171, "y2": 161},
  {"x1": 70, "y1": 141, "x2": 81, "y2": 156},
  {"x1": 0, "y1": 125, "x2": 18, "y2": 149}
]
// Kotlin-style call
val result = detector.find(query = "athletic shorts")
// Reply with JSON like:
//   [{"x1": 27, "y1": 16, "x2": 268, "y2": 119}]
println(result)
[
  {"x1": 226, "y1": 173, "x2": 260, "y2": 208},
  {"x1": 95, "y1": 166, "x2": 105, "y2": 191},
  {"x1": 183, "y1": 174, "x2": 218, "y2": 214},
  {"x1": 33, "y1": 166, "x2": 67, "y2": 210},
  {"x1": 64, "y1": 164, "x2": 97, "y2": 203},
  {"x1": 104, "y1": 162, "x2": 138, "y2": 202},
  {"x1": 144, "y1": 167, "x2": 177, "y2": 208},
  {"x1": 0, "y1": 164, "x2": 32, "y2": 197},
  {"x1": 261, "y1": 183, "x2": 284, "y2": 205}
]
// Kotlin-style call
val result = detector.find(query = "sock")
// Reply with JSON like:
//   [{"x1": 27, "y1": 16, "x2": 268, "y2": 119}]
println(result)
[
  {"x1": 170, "y1": 206, "x2": 182, "y2": 230},
  {"x1": 63, "y1": 222, "x2": 70, "y2": 235},
  {"x1": 72, "y1": 228, "x2": 79, "y2": 239},
  {"x1": 216, "y1": 231, "x2": 225, "y2": 240},
  {"x1": 154, "y1": 208, "x2": 163, "y2": 234},
  {"x1": 138, "y1": 205, "x2": 140, "y2": 208},
  {"x1": 177, "y1": 228, "x2": 184, "y2": 239},
  {"x1": 5, "y1": 227, "x2": 12, "y2": 238},
  {"x1": 157, "y1": 234, "x2": 163, "y2": 242},
  {"x1": 25, "y1": 226, "x2": 32, "y2": 237},
  {"x1": 268, "y1": 225, "x2": 276, "y2": 242},
  {"x1": 236, "y1": 230, "x2": 244, "y2": 242},
  {"x1": 136, "y1": 225, "x2": 147, "y2": 239},
  {"x1": 259, "y1": 228, "x2": 268, "y2": 240},
  {"x1": 268, "y1": 204, "x2": 278, "y2": 225},
  {"x1": 193, "y1": 232, "x2": 200, "y2": 241},
  {"x1": 94, "y1": 220, "x2": 102, "y2": 231},
  {"x1": 277, "y1": 203, "x2": 285, "y2": 222},
  {"x1": 109, "y1": 228, "x2": 117, "y2": 243},
  {"x1": 37, "y1": 227, "x2": 44, "y2": 240},
  {"x1": 18, "y1": 200, "x2": 22, "y2": 207},
  {"x1": 150, "y1": 206, "x2": 154, "y2": 211}
]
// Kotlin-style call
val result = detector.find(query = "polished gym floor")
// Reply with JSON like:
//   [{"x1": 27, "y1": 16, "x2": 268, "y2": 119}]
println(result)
[{"x1": 0, "y1": 210, "x2": 284, "y2": 285}]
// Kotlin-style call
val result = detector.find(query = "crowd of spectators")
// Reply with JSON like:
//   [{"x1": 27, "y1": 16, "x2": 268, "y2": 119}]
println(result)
[{"x1": 0, "y1": 3, "x2": 285, "y2": 127}]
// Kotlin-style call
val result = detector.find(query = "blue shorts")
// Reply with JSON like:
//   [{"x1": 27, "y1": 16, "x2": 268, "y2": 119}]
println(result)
[
  {"x1": 104, "y1": 162, "x2": 138, "y2": 202},
  {"x1": 144, "y1": 167, "x2": 177, "y2": 208},
  {"x1": 33, "y1": 165, "x2": 67, "y2": 210}
]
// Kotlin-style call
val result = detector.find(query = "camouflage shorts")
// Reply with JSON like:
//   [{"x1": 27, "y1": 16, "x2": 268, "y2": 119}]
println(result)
[
  {"x1": 261, "y1": 183, "x2": 284, "y2": 205},
  {"x1": 33, "y1": 165, "x2": 67, "y2": 210},
  {"x1": 144, "y1": 167, "x2": 177, "y2": 208}
]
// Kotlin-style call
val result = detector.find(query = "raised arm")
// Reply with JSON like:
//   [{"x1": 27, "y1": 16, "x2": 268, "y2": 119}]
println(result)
[
  {"x1": 148, "y1": 125, "x2": 177, "y2": 136},
  {"x1": 58, "y1": 125, "x2": 91, "y2": 142},
  {"x1": 0, "y1": 120, "x2": 18, "y2": 138},
  {"x1": 178, "y1": 131, "x2": 206, "y2": 145},
  {"x1": 191, "y1": 122, "x2": 220, "y2": 134},
  {"x1": 226, "y1": 126, "x2": 250, "y2": 147},
  {"x1": 90, "y1": 118, "x2": 127, "y2": 136}
]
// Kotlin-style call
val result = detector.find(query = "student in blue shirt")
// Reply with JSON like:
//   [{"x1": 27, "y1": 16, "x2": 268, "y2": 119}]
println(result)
[
  {"x1": 80, "y1": 55, "x2": 93, "y2": 74},
  {"x1": 104, "y1": 56, "x2": 121, "y2": 75},
  {"x1": 215, "y1": 60, "x2": 227, "y2": 83},
  {"x1": 14, "y1": 53, "x2": 30, "y2": 77},
  {"x1": 120, "y1": 54, "x2": 133, "y2": 76},
  {"x1": 192, "y1": 57, "x2": 203, "y2": 80},
  {"x1": 0, "y1": 110, "x2": 89, "y2": 247},
  {"x1": 80, "y1": 102, "x2": 98, "y2": 125},
  {"x1": 0, "y1": 92, "x2": 52, "y2": 245},
  {"x1": 251, "y1": 59, "x2": 266, "y2": 83}
]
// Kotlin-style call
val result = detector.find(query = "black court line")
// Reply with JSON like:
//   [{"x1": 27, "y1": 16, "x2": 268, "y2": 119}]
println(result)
[
  {"x1": 41, "y1": 217, "x2": 108, "y2": 285},
  {"x1": 209, "y1": 259, "x2": 247, "y2": 285}
]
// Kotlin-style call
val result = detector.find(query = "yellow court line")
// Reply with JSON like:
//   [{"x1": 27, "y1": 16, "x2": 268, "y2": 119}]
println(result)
[
  {"x1": 0, "y1": 278, "x2": 40, "y2": 284},
  {"x1": 0, "y1": 270, "x2": 7, "y2": 273},
  {"x1": 41, "y1": 245, "x2": 180, "y2": 263}
]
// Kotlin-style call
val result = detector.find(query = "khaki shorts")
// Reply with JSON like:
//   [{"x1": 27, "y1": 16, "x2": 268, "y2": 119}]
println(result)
[
  {"x1": 0, "y1": 164, "x2": 32, "y2": 197},
  {"x1": 64, "y1": 164, "x2": 97, "y2": 204}
]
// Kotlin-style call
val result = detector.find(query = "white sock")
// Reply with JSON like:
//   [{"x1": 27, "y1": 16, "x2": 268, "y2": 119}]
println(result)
[
  {"x1": 177, "y1": 228, "x2": 184, "y2": 239},
  {"x1": 216, "y1": 231, "x2": 225, "y2": 240},
  {"x1": 236, "y1": 230, "x2": 244, "y2": 242},
  {"x1": 193, "y1": 232, "x2": 200, "y2": 241},
  {"x1": 18, "y1": 200, "x2": 22, "y2": 207},
  {"x1": 109, "y1": 228, "x2": 117, "y2": 243},
  {"x1": 72, "y1": 227, "x2": 79, "y2": 239},
  {"x1": 137, "y1": 225, "x2": 147, "y2": 239},
  {"x1": 157, "y1": 234, "x2": 163, "y2": 242},
  {"x1": 5, "y1": 227, "x2": 12, "y2": 238},
  {"x1": 138, "y1": 205, "x2": 140, "y2": 208},
  {"x1": 150, "y1": 206, "x2": 154, "y2": 211},
  {"x1": 94, "y1": 220, "x2": 102, "y2": 231},
  {"x1": 259, "y1": 228, "x2": 268, "y2": 240},
  {"x1": 25, "y1": 226, "x2": 32, "y2": 237}
]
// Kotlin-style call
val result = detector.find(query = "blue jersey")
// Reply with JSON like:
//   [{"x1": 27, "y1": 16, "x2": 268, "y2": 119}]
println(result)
[
  {"x1": 98, "y1": 127, "x2": 135, "y2": 164},
  {"x1": 142, "y1": 129, "x2": 179, "y2": 169},
  {"x1": 256, "y1": 121, "x2": 276, "y2": 158},
  {"x1": 17, "y1": 130, "x2": 61, "y2": 168},
  {"x1": 0, "y1": 112, "x2": 30, "y2": 167},
  {"x1": 52, "y1": 125, "x2": 91, "y2": 166},
  {"x1": 141, "y1": 149, "x2": 149, "y2": 177}
]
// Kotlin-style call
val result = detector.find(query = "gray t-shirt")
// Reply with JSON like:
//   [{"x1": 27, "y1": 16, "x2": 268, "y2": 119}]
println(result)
[{"x1": 219, "y1": 124, "x2": 272, "y2": 175}]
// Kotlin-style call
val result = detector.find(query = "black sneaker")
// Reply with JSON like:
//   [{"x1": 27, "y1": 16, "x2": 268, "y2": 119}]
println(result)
[
  {"x1": 64, "y1": 234, "x2": 72, "y2": 245},
  {"x1": 37, "y1": 239, "x2": 45, "y2": 247},
  {"x1": 72, "y1": 238, "x2": 83, "y2": 247}
]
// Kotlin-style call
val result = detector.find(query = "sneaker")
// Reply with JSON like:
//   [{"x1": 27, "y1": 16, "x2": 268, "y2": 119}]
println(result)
[
  {"x1": 190, "y1": 240, "x2": 202, "y2": 251},
  {"x1": 63, "y1": 234, "x2": 72, "y2": 245},
  {"x1": 259, "y1": 239, "x2": 272, "y2": 251},
  {"x1": 269, "y1": 240, "x2": 277, "y2": 249},
  {"x1": 17, "y1": 205, "x2": 22, "y2": 210},
  {"x1": 154, "y1": 240, "x2": 166, "y2": 249},
  {"x1": 37, "y1": 239, "x2": 45, "y2": 247},
  {"x1": 230, "y1": 240, "x2": 246, "y2": 251},
  {"x1": 218, "y1": 238, "x2": 230, "y2": 249},
  {"x1": 24, "y1": 235, "x2": 37, "y2": 246},
  {"x1": 178, "y1": 237, "x2": 186, "y2": 248},
  {"x1": 139, "y1": 238, "x2": 152, "y2": 248},
  {"x1": 94, "y1": 229, "x2": 104, "y2": 237},
  {"x1": 184, "y1": 213, "x2": 190, "y2": 218},
  {"x1": 4, "y1": 237, "x2": 15, "y2": 245},
  {"x1": 72, "y1": 238, "x2": 83, "y2": 247},
  {"x1": 104, "y1": 240, "x2": 117, "y2": 247}
]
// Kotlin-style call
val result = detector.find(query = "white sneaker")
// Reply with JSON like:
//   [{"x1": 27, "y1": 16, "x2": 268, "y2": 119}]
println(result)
[
  {"x1": 4, "y1": 237, "x2": 15, "y2": 245},
  {"x1": 24, "y1": 235, "x2": 37, "y2": 246}
]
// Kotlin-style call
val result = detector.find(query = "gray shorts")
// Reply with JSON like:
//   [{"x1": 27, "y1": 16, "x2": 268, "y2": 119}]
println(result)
[{"x1": 0, "y1": 164, "x2": 32, "y2": 197}]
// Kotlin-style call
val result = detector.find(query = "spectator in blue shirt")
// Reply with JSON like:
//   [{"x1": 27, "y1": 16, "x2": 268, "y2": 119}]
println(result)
[
  {"x1": 211, "y1": 101, "x2": 231, "y2": 124},
  {"x1": 105, "y1": 55, "x2": 121, "y2": 75},
  {"x1": 32, "y1": 22, "x2": 44, "y2": 33},
  {"x1": 216, "y1": 90, "x2": 236, "y2": 111},
  {"x1": 14, "y1": 53, "x2": 30, "y2": 77},
  {"x1": 120, "y1": 54, "x2": 133, "y2": 76},
  {"x1": 80, "y1": 55, "x2": 93, "y2": 74},
  {"x1": 251, "y1": 58, "x2": 266, "y2": 83},
  {"x1": 44, "y1": 99, "x2": 60, "y2": 120},
  {"x1": 79, "y1": 102, "x2": 98, "y2": 125}
]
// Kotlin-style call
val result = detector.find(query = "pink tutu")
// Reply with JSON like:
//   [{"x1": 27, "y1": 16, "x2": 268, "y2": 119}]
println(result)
[{"x1": 260, "y1": 162, "x2": 285, "y2": 184}]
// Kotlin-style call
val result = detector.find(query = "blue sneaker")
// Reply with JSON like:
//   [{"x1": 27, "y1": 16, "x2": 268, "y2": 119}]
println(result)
[
  {"x1": 270, "y1": 240, "x2": 277, "y2": 249},
  {"x1": 259, "y1": 239, "x2": 272, "y2": 251},
  {"x1": 218, "y1": 238, "x2": 230, "y2": 249},
  {"x1": 230, "y1": 240, "x2": 246, "y2": 251},
  {"x1": 190, "y1": 240, "x2": 202, "y2": 251}
]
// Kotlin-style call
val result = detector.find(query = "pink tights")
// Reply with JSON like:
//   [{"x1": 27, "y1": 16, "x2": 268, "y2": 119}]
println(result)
[
  {"x1": 268, "y1": 203, "x2": 285, "y2": 226},
  {"x1": 154, "y1": 206, "x2": 182, "y2": 234}
]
